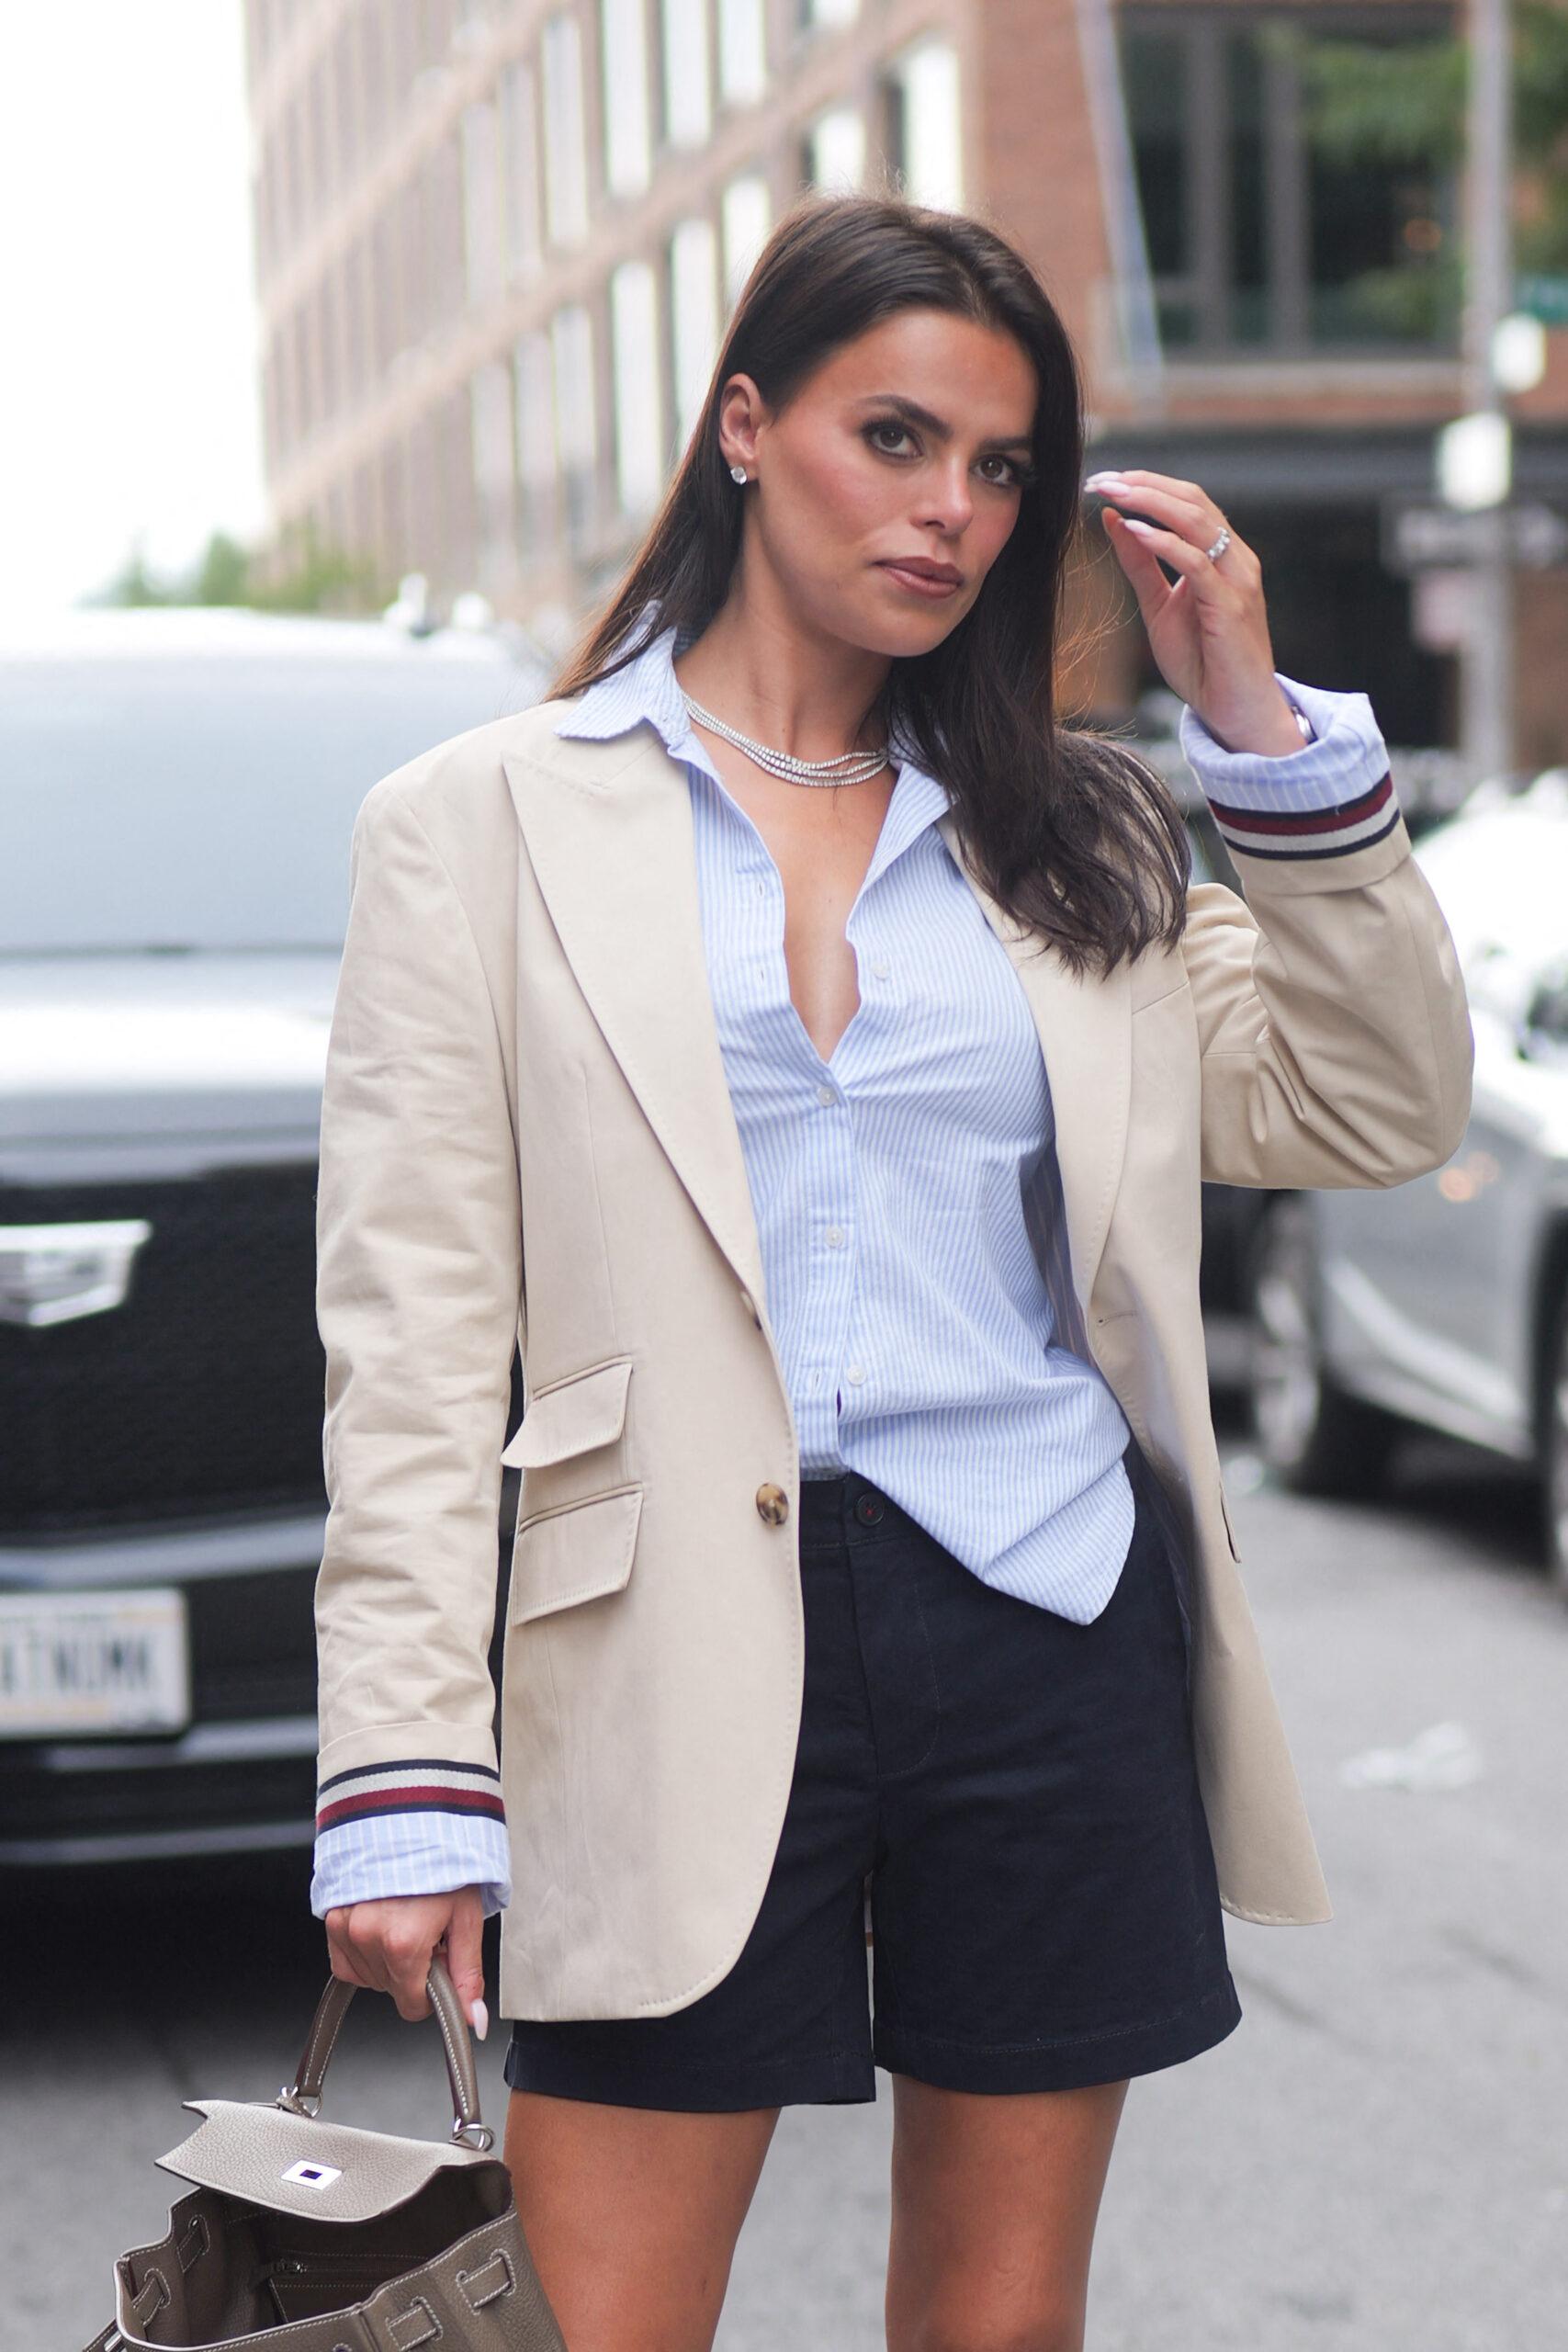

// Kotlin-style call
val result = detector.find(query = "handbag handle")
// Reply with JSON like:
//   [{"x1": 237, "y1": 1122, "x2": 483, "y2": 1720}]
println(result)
[{"x1": 276, "y1": 1954, "x2": 494, "y2": 2151}]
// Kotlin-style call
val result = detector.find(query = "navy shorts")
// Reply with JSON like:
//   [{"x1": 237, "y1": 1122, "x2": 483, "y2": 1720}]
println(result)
[{"x1": 503, "y1": 1434, "x2": 1241, "y2": 2109}]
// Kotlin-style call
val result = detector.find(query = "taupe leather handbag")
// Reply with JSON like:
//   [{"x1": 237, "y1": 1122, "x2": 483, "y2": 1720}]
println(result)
[{"x1": 81, "y1": 1958, "x2": 566, "y2": 2352}]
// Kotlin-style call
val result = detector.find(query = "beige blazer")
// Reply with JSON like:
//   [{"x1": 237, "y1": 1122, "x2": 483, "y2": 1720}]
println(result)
[{"x1": 313, "y1": 697, "x2": 1473, "y2": 2021}]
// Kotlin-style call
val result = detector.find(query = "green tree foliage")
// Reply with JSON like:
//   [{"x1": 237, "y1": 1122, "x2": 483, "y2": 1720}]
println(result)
[
  {"x1": 89, "y1": 516, "x2": 393, "y2": 615},
  {"x1": 1280, "y1": 2, "x2": 1566, "y2": 242}
]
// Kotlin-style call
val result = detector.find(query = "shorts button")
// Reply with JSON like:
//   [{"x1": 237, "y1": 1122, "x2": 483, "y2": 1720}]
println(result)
[
  {"x1": 854, "y1": 1492, "x2": 884, "y2": 1525},
  {"x1": 755, "y1": 1482, "x2": 789, "y2": 1526}
]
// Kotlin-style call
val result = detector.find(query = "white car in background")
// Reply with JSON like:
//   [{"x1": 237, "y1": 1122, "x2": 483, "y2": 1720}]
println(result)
[{"x1": 1246, "y1": 771, "x2": 1568, "y2": 1595}]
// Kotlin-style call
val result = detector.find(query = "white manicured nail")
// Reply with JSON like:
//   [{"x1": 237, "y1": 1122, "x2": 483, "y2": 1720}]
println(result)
[{"x1": 468, "y1": 1997, "x2": 489, "y2": 2041}]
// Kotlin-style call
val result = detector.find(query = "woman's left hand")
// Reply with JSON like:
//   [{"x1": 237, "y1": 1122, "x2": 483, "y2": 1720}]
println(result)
[{"x1": 1085, "y1": 468, "x2": 1305, "y2": 757}]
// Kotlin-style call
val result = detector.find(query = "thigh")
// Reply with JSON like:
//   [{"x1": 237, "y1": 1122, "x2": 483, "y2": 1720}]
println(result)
[
  {"x1": 885, "y1": 2073, "x2": 1129, "y2": 2352},
  {"x1": 504, "y1": 2086, "x2": 781, "y2": 2352}
]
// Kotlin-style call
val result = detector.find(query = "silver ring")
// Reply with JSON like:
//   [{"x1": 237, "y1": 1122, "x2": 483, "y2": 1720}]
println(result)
[{"x1": 1205, "y1": 525, "x2": 1232, "y2": 562}]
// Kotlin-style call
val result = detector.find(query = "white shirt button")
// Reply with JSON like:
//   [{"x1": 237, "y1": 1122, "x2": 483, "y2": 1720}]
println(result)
[
  {"x1": 825, "y1": 1226, "x2": 845, "y2": 1248},
  {"x1": 817, "y1": 1084, "x2": 835, "y2": 1105},
  {"x1": 871, "y1": 957, "x2": 890, "y2": 978},
  {"x1": 847, "y1": 1364, "x2": 865, "y2": 1385}
]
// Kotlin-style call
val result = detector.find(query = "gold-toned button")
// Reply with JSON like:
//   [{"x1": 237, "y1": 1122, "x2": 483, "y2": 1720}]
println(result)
[{"x1": 754, "y1": 1482, "x2": 789, "y2": 1526}]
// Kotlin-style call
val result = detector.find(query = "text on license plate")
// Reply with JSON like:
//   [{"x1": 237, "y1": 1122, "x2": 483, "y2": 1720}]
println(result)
[{"x1": 0, "y1": 1588, "x2": 190, "y2": 1737}]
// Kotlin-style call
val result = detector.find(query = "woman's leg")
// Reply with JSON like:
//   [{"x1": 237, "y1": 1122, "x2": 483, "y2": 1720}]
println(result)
[
  {"x1": 503, "y1": 2085, "x2": 783, "y2": 2352},
  {"x1": 884, "y1": 2074, "x2": 1130, "y2": 2352}
]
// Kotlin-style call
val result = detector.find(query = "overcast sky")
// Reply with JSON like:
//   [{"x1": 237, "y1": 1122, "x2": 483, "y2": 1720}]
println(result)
[{"x1": 0, "y1": 1, "x2": 265, "y2": 623}]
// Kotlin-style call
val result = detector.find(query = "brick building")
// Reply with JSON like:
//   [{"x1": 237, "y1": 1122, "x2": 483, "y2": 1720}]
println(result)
[{"x1": 242, "y1": 0, "x2": 1568, "y2": 761}]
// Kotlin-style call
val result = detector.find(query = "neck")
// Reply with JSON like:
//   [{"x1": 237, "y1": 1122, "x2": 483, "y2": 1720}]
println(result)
[{"x1": 671, "y1": 581, "x2": 891, "y2": 761}]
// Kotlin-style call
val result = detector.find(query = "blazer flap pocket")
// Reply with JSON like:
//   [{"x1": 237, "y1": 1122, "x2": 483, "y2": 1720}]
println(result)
[
  {"x1": 501, "y1": 1357, "x2": 631, "y2": 1469},
  {"x1": 510, "y1": 1487, "x2": 643, "y2": 1623}
]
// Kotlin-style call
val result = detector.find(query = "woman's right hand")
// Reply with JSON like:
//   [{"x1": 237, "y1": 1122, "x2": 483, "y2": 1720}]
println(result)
[{"x1": 325, "y1": 1887, "x2": 490, "y2": 2039}]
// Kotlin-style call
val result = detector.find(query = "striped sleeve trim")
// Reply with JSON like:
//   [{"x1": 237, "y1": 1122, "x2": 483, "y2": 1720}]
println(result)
[
  {"x1": 315, "y1": 1756, "x2": 505, "y2": 1834},
  {"x1": 1206, "y1": 772, "x2": 1401, "y2": 862}
]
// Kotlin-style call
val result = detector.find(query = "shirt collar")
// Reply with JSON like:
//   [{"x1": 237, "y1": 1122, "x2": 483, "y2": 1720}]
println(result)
[{"x1": 553, "y1": 605, "x2": 953, "y2": 850}]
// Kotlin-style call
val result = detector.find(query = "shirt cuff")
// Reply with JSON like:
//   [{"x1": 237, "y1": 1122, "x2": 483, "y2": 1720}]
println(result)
[
  {"x1": 1179, "y1": 669, "x2": 1402, "y2": 864},
  {"x1": 310, "y1": 1808, "x2": 512, "y2": 1920}
]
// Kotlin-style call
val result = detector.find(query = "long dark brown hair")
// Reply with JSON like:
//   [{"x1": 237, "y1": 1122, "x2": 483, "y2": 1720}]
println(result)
[{"x1": 546, "y1": 191, "x2": 1189, "y2": 978}]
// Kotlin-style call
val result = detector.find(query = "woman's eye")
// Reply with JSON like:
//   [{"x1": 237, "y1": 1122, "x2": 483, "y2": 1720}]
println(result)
[{"x1": 863, "y1": 422, "x2": 1029, "y2": 488}]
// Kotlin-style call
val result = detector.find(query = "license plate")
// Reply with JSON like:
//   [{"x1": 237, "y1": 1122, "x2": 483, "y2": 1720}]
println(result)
[{"x1": 0, "y1": 1588, "x2": 190, "y2": 1737}]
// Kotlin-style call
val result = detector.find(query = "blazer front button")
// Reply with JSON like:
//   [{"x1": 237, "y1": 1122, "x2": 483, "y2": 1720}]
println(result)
[{"x1": 755, "y1": 1482, "x2": 789, "y2": 1526}]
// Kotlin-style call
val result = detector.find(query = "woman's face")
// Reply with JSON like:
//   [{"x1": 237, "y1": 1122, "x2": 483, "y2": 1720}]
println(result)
[{"x1": 722, "y1": 306, "x2": 1039, "y2": 656}]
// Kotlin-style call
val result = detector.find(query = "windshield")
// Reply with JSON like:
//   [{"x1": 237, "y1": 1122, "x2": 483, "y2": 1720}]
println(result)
[{"x1": 3, "y1": 648, "x2": 543, "y2": 953}]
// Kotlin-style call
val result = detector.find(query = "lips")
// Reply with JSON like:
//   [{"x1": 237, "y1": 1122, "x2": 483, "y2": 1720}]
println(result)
[{"x1": 879, "y1": 559, "x2": 962, "y2": 584}]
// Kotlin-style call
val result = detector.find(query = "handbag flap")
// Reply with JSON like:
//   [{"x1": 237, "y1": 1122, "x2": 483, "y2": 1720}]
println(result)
[{"x1": 155, "y1": 2098, "x2": 499, "y2": 2225}]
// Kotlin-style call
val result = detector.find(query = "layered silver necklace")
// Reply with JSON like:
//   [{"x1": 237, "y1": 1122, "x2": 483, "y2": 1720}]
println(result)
[{"x1": 680, "y1": 689, "x2": 889, "y2": 787}]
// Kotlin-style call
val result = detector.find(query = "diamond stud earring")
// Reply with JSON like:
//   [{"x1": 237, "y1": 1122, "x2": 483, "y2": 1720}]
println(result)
[{"x1": 729, "y1": 464, "x2": 748, "y2": 483}]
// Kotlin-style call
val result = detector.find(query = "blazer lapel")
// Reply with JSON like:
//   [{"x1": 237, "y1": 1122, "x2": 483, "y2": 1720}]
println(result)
[
  {"x1": 937, "y1": 811, "x2": 1132, "y2": 1317},
  {"x1": 502, "y1": 723, "x2": 769, "y2": 1313}
]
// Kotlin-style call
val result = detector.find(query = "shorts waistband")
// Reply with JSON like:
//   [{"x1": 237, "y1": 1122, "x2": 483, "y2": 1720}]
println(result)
[{"x1": 797, "y1": 1469, "x2": 925, "y2": 1544}]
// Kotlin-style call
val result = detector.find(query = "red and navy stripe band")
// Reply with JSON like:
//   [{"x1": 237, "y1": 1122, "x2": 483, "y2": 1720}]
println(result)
[
  {"x1": 1207, "y1": 772, "x2": 1400, "y2": 862},
  {"x1": 315, "y1": 1756, "x2": 505, "y2": 1834}
]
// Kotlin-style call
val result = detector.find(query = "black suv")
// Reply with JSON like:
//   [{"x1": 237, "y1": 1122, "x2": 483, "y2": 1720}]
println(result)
[{"x1": 0, "y1": 605, "x2": 547, "y2": 1865}]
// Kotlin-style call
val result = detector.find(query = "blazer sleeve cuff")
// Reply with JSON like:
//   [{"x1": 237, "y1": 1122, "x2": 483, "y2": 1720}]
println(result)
[
  {"x1": 311, "y1": 1803, "x2": 512, "y2": 1920},
  {"x1": 1180, "y1": 671, "x2": 1404, "y2": 865}
]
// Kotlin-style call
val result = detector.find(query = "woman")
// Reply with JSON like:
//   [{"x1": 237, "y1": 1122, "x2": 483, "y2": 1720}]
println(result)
[{"x1": 311, "y1": 195, "x2": 1471, "y2": 2349}]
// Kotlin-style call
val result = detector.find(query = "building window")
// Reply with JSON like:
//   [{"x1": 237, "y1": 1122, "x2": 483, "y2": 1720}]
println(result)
[
  {"x1": 541, "y1": 11, "x2": 590, "y2": 246},
  {"x1": 601, "y1": 0, "x2": 652, "y2": 196},
  {"x1": 885, "y1": 37, "x2": 962, "y2": 211},
  {"x1": 470, "y1": 360, "x2": 518, "y2": 584},
  {"x1": 460, "y1": 98, "x2": 503, "y2": 300},
  {"x1": 1119, "y1": 5, "x2": 1460, "y2": 355},
  {"x1": 721, "y1": 173, "x2": 772, "y2": 307},
  {"x1": 610, "y1": 260, "x2": 665, "y2": 517},
  {"x1": 807, "y1": 105, "x2": 865, "y2": 194},
  {"x1": 499, "y1": 58, "x2": 542, "y2": 277},
  {"x1": 670, "y1": 218, "x2": 719, "y2": 456},
  {"x1": 344, "y1": 237, "x2": 367, "y2": 403},
  {"x1": 717, "y1": 0, "x2": 766, "y2": 107},
  {"x1": 662, "y1": 0, "x2": 713, "y2": 150},
  {"x1": 514, "y1": 326, "x2": 558, "y2": 552},
  {"x1": 552, "y1": 302, "x2": 599, "y2": 544}
]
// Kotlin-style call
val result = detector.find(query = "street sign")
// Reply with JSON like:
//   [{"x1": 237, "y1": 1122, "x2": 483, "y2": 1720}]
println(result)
[
  {"x1": 1515, "y1": 272, "x2": 1568, "y2": 326},
  {"x1": 1382, "y1": 498, "x2": 1568, "y2": 574}
]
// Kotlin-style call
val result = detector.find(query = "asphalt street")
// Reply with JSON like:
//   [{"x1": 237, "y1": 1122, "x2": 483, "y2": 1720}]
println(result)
[{"x1": 6, "y1": 1408, "x2": 1563, "y2": 2352}]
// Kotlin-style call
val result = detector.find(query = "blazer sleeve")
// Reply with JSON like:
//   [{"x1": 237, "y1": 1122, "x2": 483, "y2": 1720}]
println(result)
[
  {"x1": 310, "y1": 776, "x2": 521, "y2": 1917},
  {"x1": 1175, "y1": 689, "x2": 1474, "y2": 1191}
]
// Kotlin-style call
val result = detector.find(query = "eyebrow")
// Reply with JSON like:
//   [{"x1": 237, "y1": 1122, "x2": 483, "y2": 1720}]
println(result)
[{"x1": 855, "y1": 392, "x2": 1035, "y2": 455}]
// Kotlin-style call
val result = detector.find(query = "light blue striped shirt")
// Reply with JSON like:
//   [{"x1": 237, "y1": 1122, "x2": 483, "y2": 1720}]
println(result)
[{"x1": 311, "y1": 615, "x2": 1395, "y2": 1920}]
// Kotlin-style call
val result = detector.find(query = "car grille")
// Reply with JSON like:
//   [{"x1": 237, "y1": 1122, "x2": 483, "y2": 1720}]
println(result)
[{"x1": 0, "y1": 1166, "x2": 326, "y2": 1536}]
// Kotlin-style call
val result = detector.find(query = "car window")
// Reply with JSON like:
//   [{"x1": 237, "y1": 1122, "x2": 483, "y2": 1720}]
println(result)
[{"x1": 2, "y1": 650, "x2": 541, "y2": 954}]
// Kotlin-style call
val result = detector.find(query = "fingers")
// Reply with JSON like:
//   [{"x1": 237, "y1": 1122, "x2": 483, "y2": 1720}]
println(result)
[
  {"x1": 1094, "y1": 477, "x2": 1208, "y2": 536},
  {"x1": 1097, "y1": 509, "x2": 1178, "y2": 633},
  {"x1": 1114, "y1": 512, "x2": 1212, "y2": 579},
  {"x1": 439, "y1": 1886, "x2": 491, "y2": 2041},
  {"x1": 325, "y1": 1894, "x2": 457, "y2": 2022},
  {"x1": 1090, "y1": 473, "x2": 1254, "y2": 575}
]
